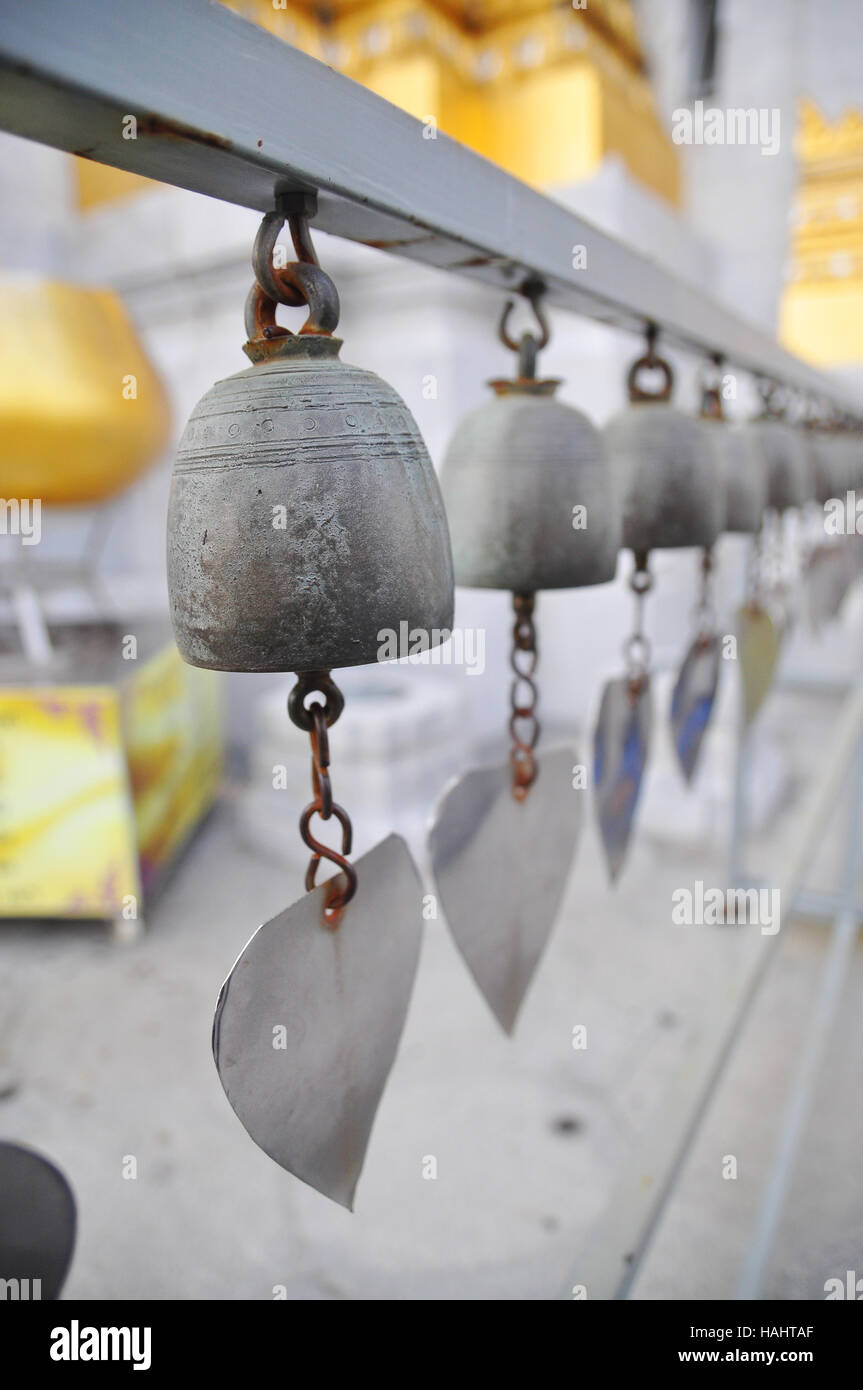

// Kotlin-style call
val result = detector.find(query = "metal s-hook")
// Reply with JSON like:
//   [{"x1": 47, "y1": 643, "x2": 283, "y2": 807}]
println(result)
[
  {"x1": 244, "y1": 194, "x2": 340, "y2": 349},
  {"x1": 699, "y1": 351, "x2": 725, "y2": 420},
  {"x1": 288, "y1": 671, "x2": 357, "y2": 928},
  {"x1": 498, "y1": 279, "x2": 550, "y2": 381},
  {"x1": 627, "y1": 321, "x2": 674, "y2": 403}
]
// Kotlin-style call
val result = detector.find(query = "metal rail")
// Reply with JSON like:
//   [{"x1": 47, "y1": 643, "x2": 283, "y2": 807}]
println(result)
[{"x1": 0, "y1": 0, "x2": 860, "y2": 414}]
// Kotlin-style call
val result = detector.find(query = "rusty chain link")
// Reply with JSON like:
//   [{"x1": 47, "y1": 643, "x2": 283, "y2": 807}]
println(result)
[
  {"x1": 624, "y1": 551, "x2": 653, "y2": 696},
  {"x1": 509, "y1": 592, "x2": 540, "y2": 800},
  {"x1": 288, "y1": 670, "x2": 357, "y2": 928}
]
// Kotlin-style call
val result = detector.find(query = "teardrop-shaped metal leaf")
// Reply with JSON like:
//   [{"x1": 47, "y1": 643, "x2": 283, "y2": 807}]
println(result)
[
  {"x1": 737, "y1": 604, "x2": 781, "y2": 727},
  {"x1": 213, "y1": 834, "x2": 423, "y2": 1210},
  {"x1": 670, "y1": 634, "x2": 721, "y2": 784},
  {"x1": 593, "y1": 675, "x2": 652, "y2": 883},
  {"x1": 428, "y1": 746, "x2": 581, "y2": 1035}
]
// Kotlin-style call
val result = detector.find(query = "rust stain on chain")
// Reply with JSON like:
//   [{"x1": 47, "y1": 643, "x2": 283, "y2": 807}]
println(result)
[
  {"x1": 509, "y1": 591, "x2": 540, "y2": 801},
  {"x1": 289, "y1": 671, "x2": 357, "y2": 928}
]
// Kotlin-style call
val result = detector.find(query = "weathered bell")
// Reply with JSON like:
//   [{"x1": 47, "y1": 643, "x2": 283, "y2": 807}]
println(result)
[
  {"x1": 441, "y1": 384, "x2": 620, "y2": 591},
  {"x1": 748, "y1": 384, "x2": 812, "y2": 510},
  {"x1": 168, "y1": 270, "x2": 453, "y2": 673},
  {"x1": 700, "y1": 410, "x2": 766, "y2": 535},
  {"x1": 439, "y1": 305, "x2": 620, "y2": 591},
  {"x1": 825, "y1": 432, "x2": 861, "y2": 495},
  {"x1": 804, "y1": 429, "x2": 845, "y2": 505},
  {"x1": 604, "y1": 339, "x2": 722, "y2": 551}
]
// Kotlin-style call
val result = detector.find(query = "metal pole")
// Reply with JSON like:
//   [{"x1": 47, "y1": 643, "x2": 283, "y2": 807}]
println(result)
[{"x1": 0, "y1": 0, "x2": 860, "y2": 414}]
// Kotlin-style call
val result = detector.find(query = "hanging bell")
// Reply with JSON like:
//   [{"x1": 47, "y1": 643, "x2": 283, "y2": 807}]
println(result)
[
  {"x1": 748, "y1": 381, "x2": 812, "y2": 512},
  {"x1": 170, "y1": 202, "x2": 454, "y2": 1211},
  {"x1": 595, "y1": 330, "x2": 719, "y2": 880},
  {"x1": 439, "y1": 287, "x2": 620, "y2": 591},
  {"x1": 430, "y1": 287, "x2": 602, "y2": 1035},
  {"x1": 699, "y1": 376, "x2": 767, "y2": 535},
  {"x1": 167, "y1": 203, "x2": 453, "y2": 673},
  {"x1": 604, "y1": 327, "x2": 722, "y2": 553}
]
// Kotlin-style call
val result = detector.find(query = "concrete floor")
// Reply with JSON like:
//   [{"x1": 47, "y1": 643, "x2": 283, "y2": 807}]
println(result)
[{"x1": 0, "y1": 684, "x2": 861, "y2": 1301}]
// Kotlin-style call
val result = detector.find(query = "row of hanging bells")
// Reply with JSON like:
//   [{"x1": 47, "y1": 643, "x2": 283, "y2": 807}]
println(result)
[{"x1": 166, "y1": 202, "x2": 862, "y2": 1209}]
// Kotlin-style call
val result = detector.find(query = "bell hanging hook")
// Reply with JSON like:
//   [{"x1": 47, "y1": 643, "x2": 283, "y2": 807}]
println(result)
[
  {"x1": 626, "y1": 321, "x2": 674, "y2": 403},
  {"x1": 245, "y1": 191, "x2": 340, "y2": 346},
  {"x1": 699, "y1": 351, "x2": 725, "y2": 419},
  {"x1": 498, "y1": 278, "x2": 550, "y2": 381}
]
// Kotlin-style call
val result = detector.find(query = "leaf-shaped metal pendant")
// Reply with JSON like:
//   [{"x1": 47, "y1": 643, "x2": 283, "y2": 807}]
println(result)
[
  {"x1": 213, "y1": 834, "x2": 423, "y2": 1210},
  {"x1": 737, "y1": 604, "x2": 781, "y2": 727},
  {"x1": 428, "y1": 745, "x2": 581, "y2": 1035},
  {"x1": 593, "y1": 675, "x2": 652, "y2": 883},
  {"x1": 670, "y1": 634, "x2": 721, "y2": 784}
]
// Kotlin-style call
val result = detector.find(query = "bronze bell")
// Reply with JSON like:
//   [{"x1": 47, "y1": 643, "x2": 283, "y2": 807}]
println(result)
[
  {"x1": 439, "y1": 291, "x2": 621, "y2": 591},
  {"x1": 167, "y1": 207, "x2": 454, "y2": 673},
  {"x1": 604, "y1": 331, "x2": 722, "y2": 552}
]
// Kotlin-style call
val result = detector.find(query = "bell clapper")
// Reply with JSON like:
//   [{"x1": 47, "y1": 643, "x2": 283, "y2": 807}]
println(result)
[
  {"x1": 287, "y1": 670, "x2": 357, "y2": 930},
  {"x1": 509, "y1": 592, "x2": 540, "y2": 800}
]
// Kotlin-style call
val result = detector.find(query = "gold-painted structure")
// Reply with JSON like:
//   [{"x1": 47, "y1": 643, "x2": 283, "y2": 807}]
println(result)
[
  {"x1": 0, "y1": 637, "x2": 222, "y2": 920},
  {"x1": 74, "y1": 0, "x2": 678, "y2": 207},
  {"x1": 781, "y1": 100, "x2": 863, "y2": 367},
  {"x1": 0, "y1": 278, "x2": 170, "y2": 504}
]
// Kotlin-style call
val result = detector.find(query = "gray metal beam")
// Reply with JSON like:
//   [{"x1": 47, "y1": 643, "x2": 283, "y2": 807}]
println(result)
[{"x1": 0, "y1": 0, "x2": 859, "y2": 413}]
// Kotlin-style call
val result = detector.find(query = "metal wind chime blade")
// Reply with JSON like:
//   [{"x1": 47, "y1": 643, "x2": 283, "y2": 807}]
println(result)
[
  {"x1": 430, "y1": 285, "x2": 619, "y2": 1032},
  {"x1": 669, "y1": 544, "x2": 721, "y2": 786},
  {"x1": 429, "y1": 747, "x2": 582, "y2": 1035},
  {"x1": 592, "y1": 671, "x2": 652, "y2": 884},
  {"x1": 670, "y1": 631, "x2": 721, "y2": 785},
  {"x1": 597, "y1": 326, "x2": 721, "y2": 879},
  {"x1": 212, "y1": 835, "x2": 423, "y2": 1210},
  {"x1": 166, "y1": 196, "x2": 454, "y2": 1207},
  {"x1": 737, "y1": 601, "x2": 781, "y2": 728}
]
